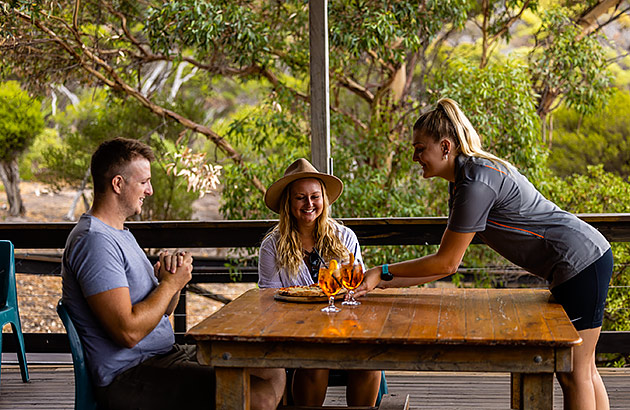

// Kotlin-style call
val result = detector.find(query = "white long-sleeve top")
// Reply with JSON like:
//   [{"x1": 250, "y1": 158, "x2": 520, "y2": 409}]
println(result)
[{"x1": 258, "y1": 224, "x2": 364, "y2": 288}]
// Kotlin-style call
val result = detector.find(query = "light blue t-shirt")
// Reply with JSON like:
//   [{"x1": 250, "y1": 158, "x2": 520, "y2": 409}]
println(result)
[{"x1": 61, "y1": 214, "x2": 174, "y2": 386}]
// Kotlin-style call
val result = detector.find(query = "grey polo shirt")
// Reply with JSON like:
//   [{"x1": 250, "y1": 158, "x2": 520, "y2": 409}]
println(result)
[{"x1": 448, "y1": 155, "x2": 610, "y2": 288}]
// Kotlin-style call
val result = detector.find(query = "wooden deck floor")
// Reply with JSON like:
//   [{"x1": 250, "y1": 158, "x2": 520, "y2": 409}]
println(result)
[{"x1": 2, "y1": 364, "x2": 630, "y2": 409}]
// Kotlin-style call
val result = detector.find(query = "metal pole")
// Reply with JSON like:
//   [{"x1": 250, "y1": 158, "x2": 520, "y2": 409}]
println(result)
[{"x1": 309, "y1": 0, "x2": 331, "y2": 174}]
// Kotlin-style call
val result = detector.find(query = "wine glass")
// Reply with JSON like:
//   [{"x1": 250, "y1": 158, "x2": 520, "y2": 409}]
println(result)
[
  {"x1": 341, "y1": 254, "x2": 364, "y2": 306},
  {"x1": 318, "y1": 259, "x2": 343, "y2": 313}
]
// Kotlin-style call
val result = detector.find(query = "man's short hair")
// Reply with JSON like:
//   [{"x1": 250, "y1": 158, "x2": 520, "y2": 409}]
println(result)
[{"x1": 91, "y1": 138, "x2": 155, "y2": 194}]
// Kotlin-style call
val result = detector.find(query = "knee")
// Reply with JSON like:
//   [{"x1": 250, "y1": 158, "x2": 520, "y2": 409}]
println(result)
[
  {"x1": 296, "y1": 368, "x2": 329, "y2": 384},
  {"x1": 250, "y1": 393, "x2": 277, "y2": 410},
  {"x1": 352, "y1": 370, "x2": 381, "y2": 384},
  {"x1": 557, "y1": 369, "x2": 592, "y2": 389},
  {"x1": 250, "y1": 368, "x2": 286, "y2": 410}
]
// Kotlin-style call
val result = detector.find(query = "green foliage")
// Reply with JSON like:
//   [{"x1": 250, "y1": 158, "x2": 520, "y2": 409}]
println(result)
[
  {"x1": 147, "y1": 1, "x2": 275, "y2": 67},
  {"x1": 548, "y1": 88, "x2": 630, "y2": 178},
  {"x1": 37, "y1": 90, "x2": 204, "y2": 220},
  {"x1": 142, "y1": 136, "x2": 199, "y2": 221},
  {"x1": 19, "y1": 128, "x2": 60, "y2": 181},
  {"x1": 528, "y1": 8, "x2": 613, "y2": 116},
  {"x1": 0, "y1": 81, "x2": 44, "y2": 162},
  {"x1": 432, "y1": 59, "x2": 545, "y2": 180}
]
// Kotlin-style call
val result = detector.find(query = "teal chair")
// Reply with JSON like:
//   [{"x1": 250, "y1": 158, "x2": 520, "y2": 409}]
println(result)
[
  {"x1": 56, "y1": 299, "x2": 98, "y2": 410},
  {"x1": 0, "y1": 240, "x2": 29, "y2": 386}
]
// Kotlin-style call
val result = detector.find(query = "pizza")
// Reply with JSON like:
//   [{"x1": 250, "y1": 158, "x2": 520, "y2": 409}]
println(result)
[
  {"x1": 276, "y1": 284, "x2": 326, "y2": 298},
  {"x1": 275, "y1": 284, "x2": 347, "y2": 298}
]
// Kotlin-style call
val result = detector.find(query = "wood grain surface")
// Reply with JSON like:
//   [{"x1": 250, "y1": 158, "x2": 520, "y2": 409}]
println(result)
[{"x1": 188, "y1": 287, "x2": 581, "y2": 347}]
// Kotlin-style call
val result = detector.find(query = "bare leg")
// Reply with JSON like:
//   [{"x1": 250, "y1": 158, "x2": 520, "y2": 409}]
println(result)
[
  {"x1": 250, "y1": 368, "x2": 286, "y2": 410},
  {"x1": 556, "y1": 327, "x2": 609, "y2": 410},
  {"x1": 346, "y1": 370, "x2": 381, "y2": 406},
  {"x1": 292, "y1": 369, "x2": 329, "y2": 406}
]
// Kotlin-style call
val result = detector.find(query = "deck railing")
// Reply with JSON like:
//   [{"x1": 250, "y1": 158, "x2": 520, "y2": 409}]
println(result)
[{"x1": 3, "y1": 214, "x2": 630, "y2": 355}]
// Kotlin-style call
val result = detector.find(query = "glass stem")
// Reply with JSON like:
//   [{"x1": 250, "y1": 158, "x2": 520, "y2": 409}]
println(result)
[{"x1": 328, "y1": 296, "x2": 335, "y2": 308}]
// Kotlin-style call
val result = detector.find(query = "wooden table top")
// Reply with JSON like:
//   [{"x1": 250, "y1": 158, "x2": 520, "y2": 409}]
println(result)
[{"x1": 187, "y1": 287, "x2": 581, "y2": 348}]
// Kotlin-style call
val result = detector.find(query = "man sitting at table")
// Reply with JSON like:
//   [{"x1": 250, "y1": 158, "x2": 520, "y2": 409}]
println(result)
[{"x1": 61, "y1": 137, "x2": 285, "y2": 410}]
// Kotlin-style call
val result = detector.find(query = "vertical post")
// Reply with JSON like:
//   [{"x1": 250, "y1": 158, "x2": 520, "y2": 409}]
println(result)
[
  {"x1": 174, "y1": 288, "x2": 186, "y2": 344},
  {"x1": 309, "y1": 0, "x2": 331, "y2": 174}
]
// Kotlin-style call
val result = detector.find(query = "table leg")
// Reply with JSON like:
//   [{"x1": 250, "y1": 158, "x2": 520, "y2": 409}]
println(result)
[
  {"x1": 215, "y1": 367, "x2": 250, "y2": 410},
  {"x1": 511, "y1": 372, "x2": 553, "y2": 410},
  {"x1": 511, "y1": 373, "x2": 522, "y2": 409}
]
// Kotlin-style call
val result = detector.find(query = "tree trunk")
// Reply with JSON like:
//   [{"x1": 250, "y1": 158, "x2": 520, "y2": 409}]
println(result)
[
  {"x1": 0, "y1": 159, "x2": 25, "y2": 217},
  {"x1": 64, "y1": 168, "x2": 90, "y2": 221}
]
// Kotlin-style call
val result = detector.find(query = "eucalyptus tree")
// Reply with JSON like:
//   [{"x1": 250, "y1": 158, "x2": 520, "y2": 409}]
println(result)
[
  {"x1": 0, "y1": 81, "x2": 44, "y2": 216},
  {"x1": 0, "y1": 0, "x2": 624, "y2": 220}
]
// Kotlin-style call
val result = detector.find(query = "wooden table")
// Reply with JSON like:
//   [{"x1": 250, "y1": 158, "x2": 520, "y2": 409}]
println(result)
[{"x1": 187, "y1": 287, "x2": 581, "y2": 410}]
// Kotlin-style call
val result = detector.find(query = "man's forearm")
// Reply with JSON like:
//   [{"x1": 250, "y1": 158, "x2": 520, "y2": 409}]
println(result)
[
  {"x1": 165, "y1": 290, "x2": 181, "y2": 316},
  {"x1": 87, "y1": 279, "x2": 182, "y2": 349}
]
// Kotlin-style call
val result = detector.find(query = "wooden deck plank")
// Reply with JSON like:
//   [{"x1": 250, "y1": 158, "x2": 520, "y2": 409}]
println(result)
[{"x1": 3, "y1": 365, "x2": 630, "y2": 409}]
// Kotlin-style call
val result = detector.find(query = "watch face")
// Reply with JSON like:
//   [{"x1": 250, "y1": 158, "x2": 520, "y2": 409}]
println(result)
[{"x1": 381, "y1": 265, "x2": 393, "y2": 281}]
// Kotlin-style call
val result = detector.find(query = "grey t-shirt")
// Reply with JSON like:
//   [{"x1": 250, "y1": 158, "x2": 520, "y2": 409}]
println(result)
[
  {"x1": 448, "y1": 155, "x2": 610, "y2": 288},
  {"x1": 61, "y1": 214, "x2": 174, "y2": 386}
]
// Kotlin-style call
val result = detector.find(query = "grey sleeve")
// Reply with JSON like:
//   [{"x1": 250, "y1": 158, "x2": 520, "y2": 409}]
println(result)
[
  {"x1": 447, "y1": 181, "x2": 497, "y2": 233},
  {"x1": 67, "y1": 233, "x2": 129, "y2": 297},
  {"x1": 258, "y1": 235, "x2": 284, "y2": 288}
]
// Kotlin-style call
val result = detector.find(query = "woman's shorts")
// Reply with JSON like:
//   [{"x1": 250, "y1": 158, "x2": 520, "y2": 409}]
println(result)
[{"x1": 551, "y1": 248, "x2": 613, "y2": 331}]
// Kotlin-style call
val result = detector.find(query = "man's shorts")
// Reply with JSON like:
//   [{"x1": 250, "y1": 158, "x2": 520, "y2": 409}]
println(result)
[
  {"x1": 551, "y1": 248, "x2": 613, "y2": 331},
  {"x1": 95, "y1": 344, "x2": 216, "y2": 410}
]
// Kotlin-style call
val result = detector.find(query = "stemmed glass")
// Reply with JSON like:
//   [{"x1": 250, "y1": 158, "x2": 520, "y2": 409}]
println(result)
[
  {"x1": 318, "y1": 260, "x2": 343, "y2": 313},
  {"x1": 341, "y1": 254, "x2": 364, "y2": 306}
]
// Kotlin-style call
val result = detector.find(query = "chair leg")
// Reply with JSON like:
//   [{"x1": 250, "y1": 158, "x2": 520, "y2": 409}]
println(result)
[
  {"x1": 376, "y1": 370, "x2": 388, "y2": 406},
  {"x1": 11, "y1": 321, "x2": 29, "y2": 382},
  {"x1": 0, "y1": 329, "x2": 3, "y2": 387}
]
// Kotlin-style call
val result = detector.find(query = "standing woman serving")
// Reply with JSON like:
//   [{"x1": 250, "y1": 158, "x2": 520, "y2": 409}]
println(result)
[
  {"x1": 356, "y1": 98, "x2": 612, "y2": 410},
  {"x1": 258, "y1": 158, "x2": 381, "y2": 407}
]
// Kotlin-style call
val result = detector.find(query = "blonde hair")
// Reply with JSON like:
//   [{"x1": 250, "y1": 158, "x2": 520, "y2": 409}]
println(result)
[
  {"x1": 413, "y1": 98, "x2": 512, "y2": 170},
  {"x1": 266, "y1": 179, "x2": 349, "y2": 278}
]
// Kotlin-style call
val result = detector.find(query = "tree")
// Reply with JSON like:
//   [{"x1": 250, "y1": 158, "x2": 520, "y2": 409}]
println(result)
[
  {"x1": 37, "y1": 89, "x2": 205, "y2": 220},
  {"x1": 528, "y1": 7, "x2": 614, "y2": 144},
  {"x1": 0, "y1": 81, "x2": 44, "y2": 216},
  {"x1": 2, "y1": 0, "x2": 624, "y2": 200},
  {"x1": 547, "y1": 88, "x2": 630, "y2": 178}
]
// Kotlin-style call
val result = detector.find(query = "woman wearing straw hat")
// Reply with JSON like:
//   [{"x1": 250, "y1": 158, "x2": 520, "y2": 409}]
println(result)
[
  {"x1": 355, "y1": 98, "x2": 613, "y2": 410},
  {"x1": 258, "y1": 158, "x2": 381, "y2": 406}
]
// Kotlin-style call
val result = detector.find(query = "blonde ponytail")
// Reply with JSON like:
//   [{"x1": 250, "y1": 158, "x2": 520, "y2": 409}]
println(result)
[{"x1": 414, "y1": 98, "x2": 512, "y2": 170}]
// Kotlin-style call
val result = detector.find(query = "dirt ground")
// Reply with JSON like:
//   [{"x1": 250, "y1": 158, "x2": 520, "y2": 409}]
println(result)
[{"x1": 2, "y1": 181, "x2": 257, "y2": 333}]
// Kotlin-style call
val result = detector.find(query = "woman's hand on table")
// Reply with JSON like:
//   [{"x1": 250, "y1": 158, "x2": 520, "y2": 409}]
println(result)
[{"x1": 353, "y1": 266, "x2": 382, "y2": 298}]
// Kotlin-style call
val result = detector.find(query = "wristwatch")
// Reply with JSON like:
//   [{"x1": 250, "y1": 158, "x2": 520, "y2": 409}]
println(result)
[{"x1": 380, "y1": 264, "x2": 393, "y2": 281}]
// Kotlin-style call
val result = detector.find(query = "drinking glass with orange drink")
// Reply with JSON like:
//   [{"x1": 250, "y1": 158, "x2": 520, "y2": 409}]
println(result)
[
  {"x1": 318, "y1": 259, "x2": 343, "y2": 313},
  {"x1": 341, "y1": 253, "x2": 364, "y2": 306}
]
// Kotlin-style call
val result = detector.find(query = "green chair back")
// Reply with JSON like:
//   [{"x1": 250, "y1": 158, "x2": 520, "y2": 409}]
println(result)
[
  {"x1": 57, "y1": 299, "x2": 98, "y2": 410},
  {"x1": 0, "y1": 240, "x2": 29, "y2": 386}
]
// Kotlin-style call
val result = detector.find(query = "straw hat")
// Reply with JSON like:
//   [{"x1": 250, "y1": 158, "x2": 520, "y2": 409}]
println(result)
[{"x1": 264, "y1": 158, "x2": 343, "y2": 213}]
